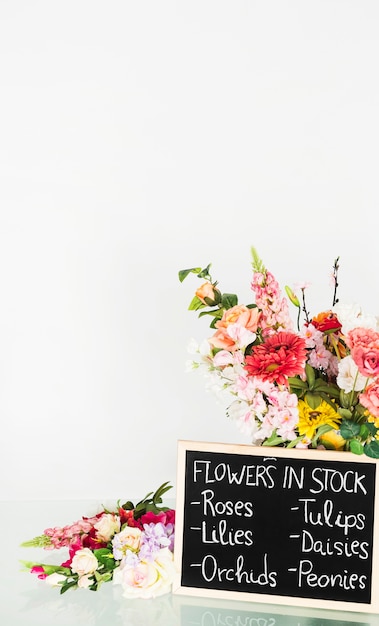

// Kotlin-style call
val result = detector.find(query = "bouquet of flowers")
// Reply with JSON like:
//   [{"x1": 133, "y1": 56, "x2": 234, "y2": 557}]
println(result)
[
  {"x1": 179, "y1": 248, "x2": 379, "y2": 458},
  {"x1": 21, "y1": 482, "x2": 176, "y2": 599}
]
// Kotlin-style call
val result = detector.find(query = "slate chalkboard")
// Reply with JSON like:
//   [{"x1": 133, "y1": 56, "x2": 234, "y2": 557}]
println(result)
[{"x1": 173, "y1": 441, "x2": 379, "y2": 614}]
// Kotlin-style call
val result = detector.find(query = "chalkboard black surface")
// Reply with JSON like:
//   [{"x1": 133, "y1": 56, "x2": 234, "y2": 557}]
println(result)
[{"x1": 173, "y1": 441, "x2": 379, "y2": 614}]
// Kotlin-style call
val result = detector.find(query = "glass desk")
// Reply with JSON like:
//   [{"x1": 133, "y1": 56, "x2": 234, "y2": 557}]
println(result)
[{"x1": 2, "y1": 499, "x2": 379, "y2": 626}]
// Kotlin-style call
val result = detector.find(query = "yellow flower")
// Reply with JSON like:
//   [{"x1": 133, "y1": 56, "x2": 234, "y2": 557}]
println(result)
[
  {"x1": 319, "y1": 429, "x2": 346, "y2": 451},
  {"x1": 297, "y1": 399, "x2": 341, "y2": 439},
  {"x1": 368, "y1": 415, "x2": 379, "y2": 429}
]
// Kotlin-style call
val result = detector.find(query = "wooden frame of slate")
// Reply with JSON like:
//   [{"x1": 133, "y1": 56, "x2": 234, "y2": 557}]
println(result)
[{"x1": 173, "y1": 440, "x2": 379, "y2": 614}]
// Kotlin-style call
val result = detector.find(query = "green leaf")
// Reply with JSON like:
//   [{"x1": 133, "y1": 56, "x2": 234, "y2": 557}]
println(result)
[
  {"x1": 311, "y1": 424, "x2": 333, "y2": 448},
  {"x1": 93, "y1": 549, "x2": 114, "y2": 566},
  {"x1": 286, "y1": 436, "x2": 304, "y2": 448},
  {"x1": 262, "y1": 437, "x2": 284, "y2": 447},
  {"x1": 305, "y1": 364, "x2": 315, "y2": 388},
  {"x1": 262, "y1": 430, "x2": 284, "y2": 447},
  {"x1": 60, "y1": 580, "x2": 78, "y2": 595},
  {"x1": 359, "y1": 424, "x2": 370, "y2": 440},
  {"x1": 364, "y1": 440, "x2": 379, "y2": 458},
  {"x1": 221, "y1": 293, "x2": 238, "y2": 309},
  {"x1": 318, "y1": 392, "x2": 340, "y2": 409},
  {"x1": 349, "y1": 440, "x2": 364, "y2": 455},
  {"x1": 188, "y1": 295, "x2": 206, "y2": 311},
  {"x1": 288, "y1": 377, "x2": 308, "y2": 390},
  {"x1": 316, "y1": 424, "x2": 334, "y2": 437},
  {"x1": 339, "y1": 390, "x2": 353, "y2": 409},
  {"x1": 197, "y1": 265, "x2": 212, "y2": 280},
  {"x1": 337, "y1": 408, "x2": 353, "y2": 419},
  {"x1": 340, "y1": 419, "x2": 361, "y2": 439},
  {"x1": 178, "y1": 267, "x2": 202, "y2": 282},
  {"x1": 132, "y1": 482, "x2": 173, "y2": 519},
  {"x1": 120, "y1": 500, "x2": 134, "y2": 510},
  {"x1": 304, "y1": 392, "x2": 322, "y2": 409},
  {"x1": 198, "y1": 309, "x2": 223, "y2": 321},
  {"x1": 366, "y1": 421, "x2": 378, "y2": 435},
  {"x1": 313, "y1": 382, "x2": 340, "y2": 399}
]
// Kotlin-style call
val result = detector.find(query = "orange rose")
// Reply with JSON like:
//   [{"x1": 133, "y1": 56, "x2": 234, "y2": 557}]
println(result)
[
  {"x1": 209, "y1": 305, "x2": 261, "y2": 351},
  {"x1": 215, "y1": 305, "x2": 260, "y2": 332},
  {"x1": 195, "y1": 282, "x2": 220, "y2": 306}
]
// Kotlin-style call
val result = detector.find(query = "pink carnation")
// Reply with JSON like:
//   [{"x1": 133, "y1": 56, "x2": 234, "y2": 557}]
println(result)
[
  {"x1": 346, "y1": 327, "x2": 379, "y2": 351},
  {"x1": 347, "y1": 327, "x2": 379, "y2": 377},
  {"x1": 359, "y1": 381, "x2": 379, "y2": 418}
]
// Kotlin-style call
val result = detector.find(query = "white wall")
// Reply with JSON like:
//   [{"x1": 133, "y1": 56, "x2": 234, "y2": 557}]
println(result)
[{"x1": 1, "y1": 0, "x2": 379, "y2": 501}]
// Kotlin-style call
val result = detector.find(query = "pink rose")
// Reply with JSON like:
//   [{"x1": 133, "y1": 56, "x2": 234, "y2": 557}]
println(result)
[
  {"x1": 113, "y1": 547, "x2": 175, "y2": 599},
  {"x1": 359, "y1": 381, "x2": 379, "y2": 417}
]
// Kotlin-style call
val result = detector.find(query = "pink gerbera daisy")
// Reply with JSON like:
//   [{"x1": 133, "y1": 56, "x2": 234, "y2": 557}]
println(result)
[{"x1": 245, "y1": 332, "x2": 307, "y2": 386}]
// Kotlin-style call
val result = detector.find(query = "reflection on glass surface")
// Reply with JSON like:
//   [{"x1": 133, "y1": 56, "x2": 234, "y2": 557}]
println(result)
[
  {"x1": 13, "y1": 587, "x2": 379, "y2": 626},
  {"x1": 13, "y1": 585, "x2": 179, "y2": 626},
  {"x1": 173, "y1": 595, "x2": 379, "y2": 626}
]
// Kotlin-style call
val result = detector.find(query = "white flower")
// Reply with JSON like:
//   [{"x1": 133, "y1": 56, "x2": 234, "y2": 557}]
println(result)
[
  {"x1": 113, "y1": 547, "x2": 176, "y2": 599},
  {"x1": 186, "y1": 338, "x2": 212, "y2": 358},
  {"x1": 45, "y1": 573, "x2": 66, "y2": 587},
  {"x1": 77, "y1": 574, "x2": 93, "y2": 589},
  {"x1": 333, "y1": 302, "x2": 379, "y2": 334},
  {"x1": 336, "y1": 355, "x2": 368, "y2": 392},
  {"x1": 112, "y1": 527, "x2": 142, "y2": 560},
  {"x1": 227, "y1": 399, "x2": 262, "y2": 441},
  {"x1": 71, "y1": 548, "x2": 98, "y2": 576},
  {"x1": 212, "y1": 350, "x2": 235, "y2": 367},
  {"x1": 225, "y1": 323, "x2": 256, "y2": 349},
  {"x1": 94, "y1": 513, "x2": 121, "y2": 542},
  {"x1": 185, "y1": 338, "x2": 214, "y2": 371}
]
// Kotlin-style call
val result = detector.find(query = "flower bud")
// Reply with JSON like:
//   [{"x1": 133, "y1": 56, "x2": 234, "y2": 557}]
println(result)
[{"x1": 195, "y1": 282, "x2": 221, "y2": 306}]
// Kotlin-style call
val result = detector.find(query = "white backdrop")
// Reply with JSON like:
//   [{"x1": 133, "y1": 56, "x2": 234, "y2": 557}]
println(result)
[{"x1": 1, "y1": 0, "x2": 379, "y2": 501}]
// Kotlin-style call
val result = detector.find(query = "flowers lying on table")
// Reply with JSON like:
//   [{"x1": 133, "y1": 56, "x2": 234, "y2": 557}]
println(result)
[
  {"x1": 179, "y1": 248, "x2": 379, "y2": 457},
  {"x1": 21, "y1": 482, "x2": 176, "y2": 598}
]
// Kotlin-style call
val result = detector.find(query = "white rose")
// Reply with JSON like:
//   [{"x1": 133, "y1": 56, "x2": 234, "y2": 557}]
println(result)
[
  {"x1": 112, "y1": 526, "x2": 142, "y2": 559},
  {"x1": 45, "y1": 573, "x2": 66, "y2": 587},
  {"x1": 94, "y1": 513, "x2": 121, "y2": 542},
  {"x1": 114, "y1": 547, "x2": 176, "y2": 599},
  {"x1": 77, "y1": 574, "x2": 93, "y2": 589},
  {"x1": 71, "y1": 548, "x2": 98, "y2": 576}
]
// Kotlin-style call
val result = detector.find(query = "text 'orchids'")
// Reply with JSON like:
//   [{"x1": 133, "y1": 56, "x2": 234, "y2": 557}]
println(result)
[{"x1": 179, "y1": 248, "x2": 379, "y2": 457}]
